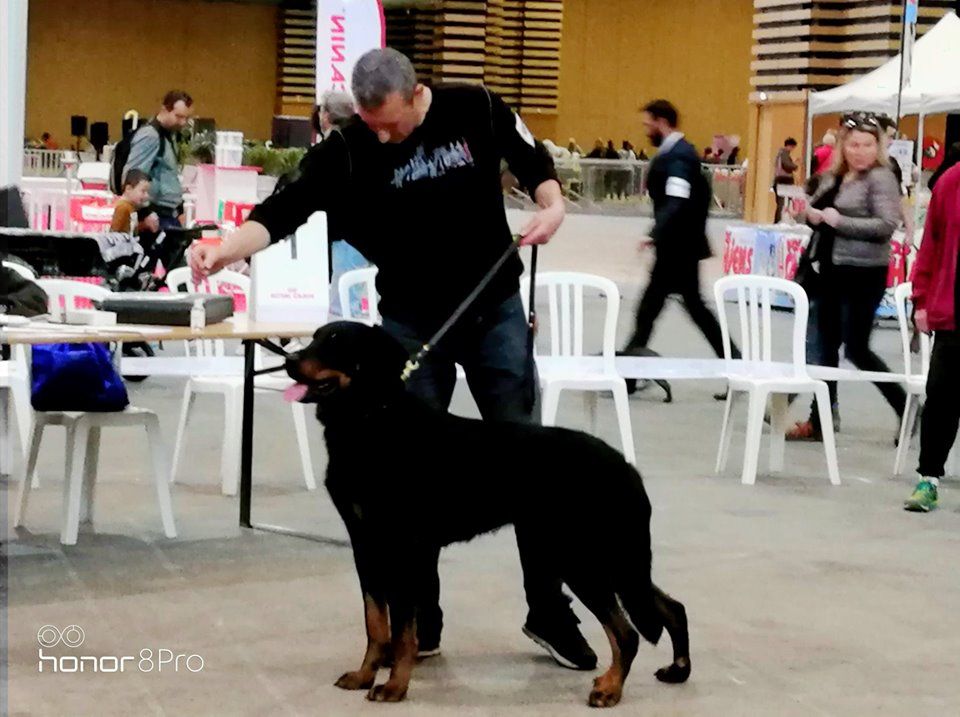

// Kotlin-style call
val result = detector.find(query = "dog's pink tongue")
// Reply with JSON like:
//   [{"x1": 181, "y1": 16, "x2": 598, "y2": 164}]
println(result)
[{"x1": 283, "y1": 384, "x2": 309, "y2": 403}]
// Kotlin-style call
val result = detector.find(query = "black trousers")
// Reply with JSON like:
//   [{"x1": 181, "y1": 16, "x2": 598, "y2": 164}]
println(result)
[
  {"x1": 812, "y1": 265, "x2": 906, "y2": 426},
  {"x1": 918, "y1": 330, "x2": 960, "y2": 477},
  {"x1": 626, "y1": 257, "x2": 734, "y2": 359}
]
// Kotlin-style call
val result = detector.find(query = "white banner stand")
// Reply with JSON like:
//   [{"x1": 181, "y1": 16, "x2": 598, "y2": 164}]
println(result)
[
  {"x1": 249, "y1": 211, "x2": 330, "y2": 325},
  {"x1": 316, "y1": 0, "x2": 385, "y2": 100}
]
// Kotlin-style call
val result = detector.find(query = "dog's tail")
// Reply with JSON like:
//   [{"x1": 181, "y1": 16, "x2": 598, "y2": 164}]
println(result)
[{"x1": 616, "y1": 578, "x2": 664, "y2": 646}]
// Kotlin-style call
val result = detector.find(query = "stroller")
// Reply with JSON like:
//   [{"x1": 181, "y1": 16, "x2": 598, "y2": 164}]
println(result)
[
  {"x1": 110, "y1": 224, "x2": 218, "y2": 377},
  {"x1": 113, "y1": 223, "x2": 216, "y2": 291}
]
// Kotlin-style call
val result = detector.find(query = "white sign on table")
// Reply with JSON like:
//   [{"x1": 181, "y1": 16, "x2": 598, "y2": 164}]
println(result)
[
  {"x1": 249, "y1": 211, "x2": 329, "y2": 324},
  {"x1": 888, "y1": 139, "x2": 915, "y2": 188}
]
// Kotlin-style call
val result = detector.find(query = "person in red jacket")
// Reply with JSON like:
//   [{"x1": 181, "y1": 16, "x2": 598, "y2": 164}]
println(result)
[{"x1": 905, "y1": 163, "x2": 960, "y2": 511}]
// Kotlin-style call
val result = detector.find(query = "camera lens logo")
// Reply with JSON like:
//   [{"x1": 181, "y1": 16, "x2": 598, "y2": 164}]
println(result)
[{"x1": 37, "y1": 625, "x2": 85, "y2": 648}]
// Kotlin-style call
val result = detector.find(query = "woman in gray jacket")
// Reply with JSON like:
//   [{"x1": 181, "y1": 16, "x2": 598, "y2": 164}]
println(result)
[{"x1": 789, "y1": 113, "x2": 907, "y2": 440}]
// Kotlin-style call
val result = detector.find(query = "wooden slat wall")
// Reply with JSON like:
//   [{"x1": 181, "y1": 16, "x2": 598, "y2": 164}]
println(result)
[
  {"x1": 518, "y1": 0, "x2": 562, "y2": 113},
  {"x1": 385, "y1": 4, "x2": 441, "y2": 81},
  {"x1": 276, "y1": 1, "x2": 563, "y2": 114},
  {"x1": 752, "y1": 0, "x2": 955, "y2": 99},
  {"x1": 387, "y1": 0, "x2": 563, "y2": 114},
  {"x1": 277, "y1": 2, "x2": 317, "y2": 114}
]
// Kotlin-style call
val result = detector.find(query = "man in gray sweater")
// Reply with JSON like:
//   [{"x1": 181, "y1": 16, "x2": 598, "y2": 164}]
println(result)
[{"x1": 122, "y1": 90, "x2": 194, "y2": 264}]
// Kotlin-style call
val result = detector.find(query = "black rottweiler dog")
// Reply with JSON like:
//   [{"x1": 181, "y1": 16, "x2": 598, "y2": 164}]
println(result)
[{"x1": 285, "y1": 322, "x2": 690, "y2": 707}]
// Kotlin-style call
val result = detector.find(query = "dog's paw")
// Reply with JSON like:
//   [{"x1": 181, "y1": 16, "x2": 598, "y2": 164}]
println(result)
[
  {"x1": 335, "y1": 670, "x2": 376, "y2": 690},
  {"x1": 655, "y1": 658, "x2": 691, "y2": 684},
  {"x1": 587, "y1": 686, "x2": 622, "y2": 708},
  {"x1": 367, "y1": 681, "x2": 408, "y2": 702}
]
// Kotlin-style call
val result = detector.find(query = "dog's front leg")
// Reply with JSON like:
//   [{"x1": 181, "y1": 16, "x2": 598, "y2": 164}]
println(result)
[
  {"x1": 367, "y1": 595, "x2": 416, "y2": 703},
  {"x1": 332, "y1": 496, "x2": 391, "y2": 692},
  {"x1": 335, "y1": 593, "x2": 389, "y2": 691}
]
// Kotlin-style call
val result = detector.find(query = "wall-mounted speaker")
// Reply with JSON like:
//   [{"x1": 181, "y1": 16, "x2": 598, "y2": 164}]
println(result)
[{"x1": 90, "y1": 121, "x2": 109, "y2": 149}]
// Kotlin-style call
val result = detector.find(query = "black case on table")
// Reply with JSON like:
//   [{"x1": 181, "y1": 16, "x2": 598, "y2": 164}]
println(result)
[{"x1": 99, "y1": 293, "x2": 234, "y2": 326}]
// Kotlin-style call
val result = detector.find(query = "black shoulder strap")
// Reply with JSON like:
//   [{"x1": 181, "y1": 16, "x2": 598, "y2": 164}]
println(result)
[{"x1": 483, "y1": 86, "x2": 496, "y2": 139}]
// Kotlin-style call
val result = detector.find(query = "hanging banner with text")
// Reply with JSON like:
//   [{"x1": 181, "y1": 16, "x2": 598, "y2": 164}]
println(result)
[
  {"x1": 901, "y1": 0, "x2": 919, "y2": 90},
  {"x1": 905, "y1": 0, "x2": 919, "y2": 24},
  {"x1": 316, "y1": 0, "x2": 386, "y2": 101}
]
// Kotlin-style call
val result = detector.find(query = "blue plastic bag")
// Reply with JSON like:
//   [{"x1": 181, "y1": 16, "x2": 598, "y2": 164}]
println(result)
[
  {"x1": 330, "y1": 240, "x2": 371, "y2": 317},
  {"x1": 31, "y1": 343, "x2": 129, "y2": 412}
]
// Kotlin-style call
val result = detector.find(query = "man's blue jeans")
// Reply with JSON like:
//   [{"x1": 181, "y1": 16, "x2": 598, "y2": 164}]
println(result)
[{"x1": 381, "y1": 294, "x2": 538, "y2": 423}]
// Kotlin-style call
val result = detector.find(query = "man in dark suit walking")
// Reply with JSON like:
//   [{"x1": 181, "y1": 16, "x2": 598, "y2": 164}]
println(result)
[{"x1": 623, "y1": 99, "x2": 737, "y2": 362}]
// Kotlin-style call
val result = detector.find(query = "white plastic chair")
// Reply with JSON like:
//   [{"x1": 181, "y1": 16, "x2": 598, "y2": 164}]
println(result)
[
  {"x1": 31, "y1": 278, "x2": 117, "y2": 489},
  {"x1": 37, "y1": 278, "x2": 111, "y2": 318},
  {"x1": 893, "y1": 282, "x2": 957, "y2": 476},
  {"x1": 713, "y1": 275, "x2": 840, "y2": 486},
  {"x1": 0, "y1": 347, "x2": 32, "y2": 482},
  {"x1": 165, "y1": 268, "x2": 317, "y2": 495},
  {"x1": 337, "y1": 266, "x2": 379, "y2": 325},
  {"x1": 16, "y1": 279, "x2": 176, "y2": 544},
  {"x1": 894, "y1": 282, "x2": 930, "y2": 475},
  {"x1": 2, "y1": 259, "x2": 37, "y2": 280},
  {"x1": 15, "y1": 408, "x2": 177, "y2": 545},
  {"x1": 0, "y1": 258, "x2": 35, "y2": 481},
  {"x1": 521, "y1": 271, "x2": 636, "y2": 465}
]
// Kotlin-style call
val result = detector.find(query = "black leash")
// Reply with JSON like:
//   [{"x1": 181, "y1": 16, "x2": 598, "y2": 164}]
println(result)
[
  {"x1": 527, "y1": 244, "x2": 539, "y2": 342},
  {"x1": 401, "y1": 235, "x2": 534, "y2": 382}
]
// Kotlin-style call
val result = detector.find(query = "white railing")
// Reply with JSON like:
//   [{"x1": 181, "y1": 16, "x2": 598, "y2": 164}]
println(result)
[
  {"x1": 19, "y1": 177, "x2": 198, "y2": 231},
  {"x1": 23, "y1": 149, "x2": 66, "y2": 177},
  {"x1": 548, "y1": 158, "x2": 747, "y2": 218}
]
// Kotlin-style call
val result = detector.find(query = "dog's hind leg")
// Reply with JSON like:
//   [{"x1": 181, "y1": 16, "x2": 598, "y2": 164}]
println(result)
[
  {"x1": 565, "y1": 579, "x2": 639, "y2": 708},
  {"x1": 335, "y1": 594, "x2": 389, "y2": 691},
  {"x1": 651, "y1": 585, "x2": 691, "y2": 684}
]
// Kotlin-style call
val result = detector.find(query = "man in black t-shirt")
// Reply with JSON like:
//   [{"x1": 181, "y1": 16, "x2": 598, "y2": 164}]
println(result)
[{"x1": 190, "y1": 48, "x2": 595, "y2": 671}]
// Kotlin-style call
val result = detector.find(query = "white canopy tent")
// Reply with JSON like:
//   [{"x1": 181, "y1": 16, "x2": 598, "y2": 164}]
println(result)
[
  {"x1": 810, "y1": 11, "x2": 960, "y2": 117},
  {"x1": 806, "y1": 11, "x2": 960, "y2": 180}
]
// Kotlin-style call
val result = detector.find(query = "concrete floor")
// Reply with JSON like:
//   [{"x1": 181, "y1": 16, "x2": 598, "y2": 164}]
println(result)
[{"x1": 4, "y1": 223, "x2": 960, "y2": 715}]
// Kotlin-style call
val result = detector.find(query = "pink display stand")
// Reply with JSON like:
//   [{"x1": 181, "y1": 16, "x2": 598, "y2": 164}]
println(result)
[
  {"x1": 192, "y1": 164, "x2": 261, "y2": 224},
  {"x1": 69, "y1": 195, "x2": 117, "y2": 233},
  {"x1": 722, "y1": 224, "x2": 913, "y2": 316}
]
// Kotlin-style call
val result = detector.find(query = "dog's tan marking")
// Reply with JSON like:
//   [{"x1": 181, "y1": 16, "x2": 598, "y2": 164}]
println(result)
[
  {"x1": 367, "y1": 618, "x2": 417, "y2": 702},
  {"x1": 335, "y1": 594, "x2": 389, "y2": 691},
  {"x1": 588, "y1": 625, "x2": 625, "y2": 708},
  {"x1": 297, "y1": 358, "x2": 352, "y2": 388}
]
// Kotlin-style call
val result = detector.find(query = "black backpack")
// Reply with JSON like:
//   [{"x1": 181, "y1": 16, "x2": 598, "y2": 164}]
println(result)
[{"x1": 109, "y1": 120, "x2": 169, "y2": 195}]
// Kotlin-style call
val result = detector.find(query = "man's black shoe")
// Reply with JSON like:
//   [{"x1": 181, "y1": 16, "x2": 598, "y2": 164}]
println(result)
[
  {"x1": 522, "y1": 618, "x2": 597, "y2": 670},
  {"x1": 618, "y1": 346, "x2": 673, "y2": 402}
]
